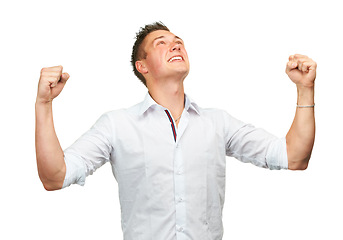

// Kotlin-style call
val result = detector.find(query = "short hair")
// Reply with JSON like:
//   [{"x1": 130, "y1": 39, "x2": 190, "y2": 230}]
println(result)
[{"x1": 131, "y1": 22, "x2": 170, "y2": 86}]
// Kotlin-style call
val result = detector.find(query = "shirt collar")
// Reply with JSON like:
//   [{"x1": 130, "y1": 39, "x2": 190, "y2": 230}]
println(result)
[
  {"x1": 184, "y1": 94, "x2": 200, "y2": 115},
  {"x1": 138, "y1": 92, "x2": 200, "y2": 116}
]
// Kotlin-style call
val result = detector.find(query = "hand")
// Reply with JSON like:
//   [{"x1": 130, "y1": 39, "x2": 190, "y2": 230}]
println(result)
[
  {"x1": 36, "y1": 66, "x2": 70, "y2": 104},
  {"x1": 286, "y1": 54, "x2": 317, "y2": 88}
]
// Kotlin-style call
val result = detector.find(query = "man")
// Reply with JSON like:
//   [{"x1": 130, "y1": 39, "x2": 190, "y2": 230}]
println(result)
[{"x1": 35, "y1": 22, "x2": 316, "y2": 239}]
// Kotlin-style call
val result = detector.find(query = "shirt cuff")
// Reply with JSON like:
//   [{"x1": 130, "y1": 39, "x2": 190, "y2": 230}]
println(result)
[
  {"x1": 62, "y1": 152, "x2": 87, "y2": 188},
  {"x1": 266, "y1": 137, "x2": 288, "y2": 170}
]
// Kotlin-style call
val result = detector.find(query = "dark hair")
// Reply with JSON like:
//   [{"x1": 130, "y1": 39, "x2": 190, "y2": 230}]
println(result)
[{"x1": 131, "y1": 22, "x2": 170, "y2": 86}]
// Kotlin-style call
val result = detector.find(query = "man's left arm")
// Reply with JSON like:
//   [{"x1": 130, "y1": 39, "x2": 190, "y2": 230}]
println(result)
[{"x1": 285, "y1": 54, "x2": 317, "y2": 170}]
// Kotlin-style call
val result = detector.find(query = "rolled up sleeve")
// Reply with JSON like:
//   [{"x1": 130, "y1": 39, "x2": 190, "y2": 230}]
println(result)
[
  {"x1": 62, "y1": 152, "x2": 87, "y2": 188},
  {"x1": 224, "y1": 112, "x2": 288, "y2": 170},
  {"x1": 62, "y1": 113, "x2": 114, "y2": 188},
  {"x1": 265, "y1": 137, "x2": 288, "y2": 170}
]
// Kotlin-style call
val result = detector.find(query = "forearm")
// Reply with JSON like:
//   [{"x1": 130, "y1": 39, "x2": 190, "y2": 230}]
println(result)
[
  {"x1": 35, "y1": 102, "x2": 66, "y2": 190},
  {"x1": 286, "y1": 86, "x2": 315, "y2": 170}
]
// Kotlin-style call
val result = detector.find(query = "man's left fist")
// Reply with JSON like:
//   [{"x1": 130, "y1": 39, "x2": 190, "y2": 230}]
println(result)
[{"x1": 286, "y1": 54, "x2": 317, "y2": 88}]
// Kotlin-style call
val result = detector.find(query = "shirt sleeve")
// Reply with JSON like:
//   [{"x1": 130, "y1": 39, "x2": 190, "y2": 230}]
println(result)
[
  {"x1": 62, "y1": 113, "x2": 114, "y2": 188},
  {"x1": 223, "y1": 111, "x2": 288, "y2": 170}
]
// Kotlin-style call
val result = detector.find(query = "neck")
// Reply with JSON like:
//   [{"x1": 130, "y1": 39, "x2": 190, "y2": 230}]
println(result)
[{"x1": 148, "y1": 79, "x2": 185, "y2": 121}]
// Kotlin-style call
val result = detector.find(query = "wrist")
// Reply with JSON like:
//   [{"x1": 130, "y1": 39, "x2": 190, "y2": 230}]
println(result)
[
  {"x1": 296, "y1": 85, "x2": 315, "y2": 106},
  {"x1": 296, "y1": 83, "x2": 314, "y2": 91},
  {"x1": 35, "y1": 99, "x2": 53, "y2": 112},
  {"x1": 36, "y1": 96, "x2": 53, "y2": 105}
]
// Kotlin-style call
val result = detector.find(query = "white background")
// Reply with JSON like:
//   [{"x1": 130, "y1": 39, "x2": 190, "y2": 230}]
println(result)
[{"x1": 1, "y1": 0, "x2": 342, "y2": 239}]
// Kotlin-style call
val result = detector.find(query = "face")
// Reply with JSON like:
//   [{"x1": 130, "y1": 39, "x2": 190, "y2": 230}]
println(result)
[{"x1": 138, "y1": 30, "x2": 190, "y2": 83}]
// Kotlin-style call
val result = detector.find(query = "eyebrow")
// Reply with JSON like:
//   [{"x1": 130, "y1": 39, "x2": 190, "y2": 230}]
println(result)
[{"x1": 152, "y1": 35, "x2": 183, "y2": 44}]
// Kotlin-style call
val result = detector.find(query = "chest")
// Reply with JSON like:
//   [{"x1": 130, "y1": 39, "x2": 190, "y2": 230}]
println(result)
[{"x1": 111, "y1": 113, "x2": 226, "y2": 177}]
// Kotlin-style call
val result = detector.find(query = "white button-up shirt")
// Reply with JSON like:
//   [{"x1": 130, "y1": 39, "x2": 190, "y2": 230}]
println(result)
[{"x1": 63, "y1": 93, "x2": 288, "y2": 240}]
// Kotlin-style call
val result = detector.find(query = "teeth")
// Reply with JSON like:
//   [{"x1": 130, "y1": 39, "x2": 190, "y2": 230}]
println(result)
[{"x1": 168, "y1": 56, "x2": 182, "y2": 62}]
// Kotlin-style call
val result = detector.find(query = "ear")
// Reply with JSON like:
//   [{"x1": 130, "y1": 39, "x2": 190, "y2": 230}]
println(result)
[{"x1": 135, "y1": 60, "x2": 148, "y2": 75}]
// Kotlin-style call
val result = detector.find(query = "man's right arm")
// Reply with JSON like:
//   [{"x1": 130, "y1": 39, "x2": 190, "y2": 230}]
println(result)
[{"x1": 35, "y1": 66, "x2": 70, "y2": 191}]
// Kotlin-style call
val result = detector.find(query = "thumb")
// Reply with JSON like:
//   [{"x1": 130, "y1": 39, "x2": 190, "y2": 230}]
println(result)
[
  {"x1": 60, "y1": 72, "x2": 70, "y2": 84},
  {"x1": 285, "y1": 61, "x2": 298, "y2": 74}
]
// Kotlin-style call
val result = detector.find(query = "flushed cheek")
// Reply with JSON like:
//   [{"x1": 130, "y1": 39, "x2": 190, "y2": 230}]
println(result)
[{"x1": 147, "y1": 56, "x2": 166, "y2": 74}]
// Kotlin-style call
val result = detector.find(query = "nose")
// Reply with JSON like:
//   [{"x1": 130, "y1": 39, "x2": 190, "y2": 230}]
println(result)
[{"x1": 171, "y1": 42, "x2": 181, "y2": 52}]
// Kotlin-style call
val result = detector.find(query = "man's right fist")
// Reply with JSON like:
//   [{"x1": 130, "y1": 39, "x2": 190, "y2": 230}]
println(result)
[{"x1": 36, "y1": 66, "x2": 70, "y2": 104}]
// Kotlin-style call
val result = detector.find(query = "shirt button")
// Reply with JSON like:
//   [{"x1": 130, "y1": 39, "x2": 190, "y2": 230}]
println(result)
[
  {"x1": 177, "y1": 226, "x2": 184, "y2": 232},
  {"x1": 177, "y1": 170, "x2": 182, "y2": 175}
]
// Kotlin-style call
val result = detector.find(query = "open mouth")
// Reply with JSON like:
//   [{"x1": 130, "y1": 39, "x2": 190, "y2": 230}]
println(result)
[{"x1": 168, "y1": 55, "x2": 184, "y2": 63}]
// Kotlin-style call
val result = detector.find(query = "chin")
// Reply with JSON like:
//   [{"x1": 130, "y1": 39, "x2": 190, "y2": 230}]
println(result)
[{"x1": 175, "y1": 69, "x2": 189, "y2": 80}]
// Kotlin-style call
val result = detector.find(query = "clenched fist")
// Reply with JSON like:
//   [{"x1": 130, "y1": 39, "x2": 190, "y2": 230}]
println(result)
[
  {"x1": 36, "y1": 66, "x2": 70, "y2": 104},
  {"x1": 286, "y1": 54, "x2": 317, "y2": 88}
]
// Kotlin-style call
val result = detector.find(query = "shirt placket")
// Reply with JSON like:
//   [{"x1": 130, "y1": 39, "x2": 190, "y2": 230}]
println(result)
[{"x1": 164, "y1": 109, "x2": 189, "y2": 239}]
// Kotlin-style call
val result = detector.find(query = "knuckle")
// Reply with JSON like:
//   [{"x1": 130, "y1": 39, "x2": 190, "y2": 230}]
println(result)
[{"x1": 40, "y1": 66, "x2": 63, "y2": 74}]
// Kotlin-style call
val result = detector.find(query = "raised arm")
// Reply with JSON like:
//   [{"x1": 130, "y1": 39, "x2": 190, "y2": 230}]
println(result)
[
  {"x1": 35, "y1": 66, "x2": 70, "y2": 190},
  {"x1": 285, "y1": 54, "x2": 316, "y2": 170}
]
